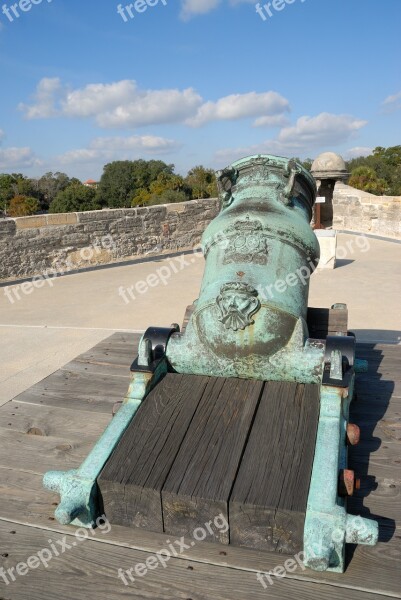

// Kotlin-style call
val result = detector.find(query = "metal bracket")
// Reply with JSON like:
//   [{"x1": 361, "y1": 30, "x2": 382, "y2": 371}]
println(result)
[
  {"x1": 322, "y1": 335, "x2": 355, "y2": 388},
  {"x1": 130, "y1": 325, "x2": 179, "y2": 372},
  {"x1": 304, "y1": 337, "x2": 378, "y2": 572}
]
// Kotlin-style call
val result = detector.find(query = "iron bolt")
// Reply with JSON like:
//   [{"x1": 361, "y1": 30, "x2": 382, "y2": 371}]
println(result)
[
  {"x1": 346, "y1": 424, "x2": 361, "y2": 446},
  {"x1": 338, "y1": 469, "x2": 360, "y2": 497}
]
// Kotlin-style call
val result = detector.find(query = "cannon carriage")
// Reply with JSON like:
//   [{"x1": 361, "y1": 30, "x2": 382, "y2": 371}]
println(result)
[{"x1": 44, "y1": 154, "x2": 378, "y2": 573}]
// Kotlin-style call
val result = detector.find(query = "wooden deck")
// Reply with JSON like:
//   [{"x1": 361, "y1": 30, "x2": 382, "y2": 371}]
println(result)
[{"x1": 0, "y1": 332, "x2": 400, "y2": 599}]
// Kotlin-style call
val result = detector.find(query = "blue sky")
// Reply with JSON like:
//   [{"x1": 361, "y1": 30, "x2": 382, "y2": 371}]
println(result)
[{"x1": 0, "y1": 0, "x2": 400, "y2": 180}]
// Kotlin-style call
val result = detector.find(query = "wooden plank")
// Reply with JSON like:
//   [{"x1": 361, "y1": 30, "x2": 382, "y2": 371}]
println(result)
[
  {"x1": 99, "y1": 374, "x2": 210, "y2": 532},
  {"x1": 13, "y1": 369, "x2": 128, "y2": 414},
  {"x1": 0, "y1": 429, "x2": 97, "y2": 475},
  {"x1": 349, "y1": 439, "x2": 401, "y2": 480},
  {"x1": 356, "y1": 377, "x2": 401, "y2": 399},
  {"x1": 60, "y1": 358, "x2": 130, "y2": 379},
  {"x1": 62, "y1": 332, "x2": 140, "y2": 374},
  {"x1": 0, "y1": 470, "x2": 400, "y2": 597},
  {"x1": 162, "y1": 377, "x2": 264, "y2": 544},
  {"x1": 229, "y1": 382, "x2": 320, "y2": 555},
  {"x1": 0, "y1": 336, "x2": 399, "y2": 598},
  {"x1": 1, "y1": 521, "x2": 396, "y2": 600},
  {"x1": 0, "y1": 401, "x2": 111, "y2": 441},
  {"x1": 307, "y1": 307, "x2": 348, "y2": 338}
]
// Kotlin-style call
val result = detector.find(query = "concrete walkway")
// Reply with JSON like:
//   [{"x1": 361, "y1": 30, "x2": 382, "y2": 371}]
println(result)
[{"x1": 0, "y1": 233, "x2": 400, "y2": 405}]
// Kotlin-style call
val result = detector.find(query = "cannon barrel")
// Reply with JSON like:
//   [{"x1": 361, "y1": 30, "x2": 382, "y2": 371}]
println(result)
[{"x1": 167, "y1": 154, "x2": 324, "y2": 383}]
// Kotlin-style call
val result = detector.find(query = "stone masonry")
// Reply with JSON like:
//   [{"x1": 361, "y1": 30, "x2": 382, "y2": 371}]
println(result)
[
  {"x1": 0, "y1": 184, "x2": 400, "y2": 282},
  {"x1": 0, "y1": 199, "x2": 220, "y2": 281},
  {"x1": 333, "y1": 182, "x2": 401, "y2": 239}
]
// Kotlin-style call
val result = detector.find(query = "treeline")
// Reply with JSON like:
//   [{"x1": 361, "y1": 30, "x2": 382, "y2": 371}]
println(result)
[
  {"x1": 346, "y1": 146, "x2": 401, "y2": 196},
  {"x1": 0, "y1": 160, "x2": 218, "y2": 217}
]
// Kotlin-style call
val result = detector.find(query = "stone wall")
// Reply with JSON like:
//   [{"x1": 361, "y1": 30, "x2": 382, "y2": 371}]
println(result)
[
  {"x1": 1, "y1": 184, "x2": 400, "y2": 282},
  {"x1": 333, "y1": 182, "x2": 401, "y2": 239},
  {"x1": 0, "y1": 199, "x2": 220, "y2": 281}
]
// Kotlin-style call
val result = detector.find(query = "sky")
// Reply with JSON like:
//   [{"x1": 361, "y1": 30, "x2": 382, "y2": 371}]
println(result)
[{"x1": 0, "y1": 0, "x2": 400, "y2": 181}]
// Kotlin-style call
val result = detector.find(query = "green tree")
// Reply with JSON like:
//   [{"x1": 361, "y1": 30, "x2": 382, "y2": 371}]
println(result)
[
  {"x1": 0, "y1": 174, "x2": 16, "y2": 212},
  {"x1": 185, "y1": 166, "x2": 217, "y2": 199},
  {"x1": 294, "y1": 157, "x2": 313, "y2": 172},
  {"x1": 8, "y1": 195, "x2": 39, "y2": 217},
  {"x1": 348, "y1": 166, "x2": 388, "y2": 195},
  {"x1": 132, "y1": 171, "x2": 192, "y2": 207},
  {"x1": 36, "y1": 172, "x2": 79, "y2": 210},
  {"x1": 347, "y1": 146, "x2": 401, "y2": 196},
  {"x1": 149, "y1": 189, "x2": 188, "y2": 205},
  {"x1": 98, "y1": 160, "x2": 174, "y2": 208},
  {"x1": 132, "y1": 188, "x2": 152, "y2": 207},
  {"x1": 49, "y1": 184, "x2": 102, "y2": 213}
]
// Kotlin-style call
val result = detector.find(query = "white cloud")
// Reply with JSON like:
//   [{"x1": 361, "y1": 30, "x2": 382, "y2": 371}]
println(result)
[
  {"x1": 253, "y1": 114, "x2": 291, "y2": 128},
  {"x1": 345, "y1": 147, "x2": 373, "y2": 159},
  {"x1": 0, "y1": 147, "x2": 41, "y2": 170},
  {"x1": 180, "y1": 0, "x2": 222, "y2": 20},
  {"x1": 97, "y1": 87, "x2": 202, "y2": 128},
  {"x1": 61, "y1": 80, "x2": 137, "y2": 118},
  {"x1": 179, "y1": 0, "x2": 256, "y2": 19},
  {"x1": 19, "y1": 78, "x2": 202, "y2": 128},
  {"x1": 275, "y1": 113, "x2": 367, "y2": 149},
  {"x1": 215, "y1": 112, "x2": 367, "y2": 165},
  {"x1": 382, "y1": 90, "x2": 401, "y2": 112},
  {"x1": 19, "y1": 78, "x2": 291, "y2": 130},
  {"x1": 18, "y1": 77, "x2": 64, "y2": 119},
  {"x1": 57, "y1": 134, "x2": 180, "y2": 165},
  {"x1": 0, "y1": 129, "x2": 41, "y2": 170},
  {"x1": 187, "y1": 91, "x2": 290, "y2": 127}
]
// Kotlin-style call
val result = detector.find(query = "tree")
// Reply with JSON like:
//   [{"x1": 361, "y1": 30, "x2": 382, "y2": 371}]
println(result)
[
  {"x1": 132, "y1": 188, "x2": 152, "y2": 207},
  {"x1": 49, "y1": 184, "x2": 102, "y2": 213},
  {"x1": 348, "y1": 166, "x2": 388, "y2": 195},
  {"x1": 35, "y1": 172, "x2": 79, "y2": 210},
  {"x1": 294, "y1": 157, "x2": 313, "y2": 172},
  {"x1": 185, "y1": 166, "x2": 217, "y2": 199},
  {"x1": 132, "y1": 171, "x2": 192, "y2": 207},
  {"x1": 8, "y1": 195, "x2": 39, "y2": 217},
  {"x1": 149, "y1": 190, "x2": 188, "y2": 205},
  {"x1": 347, "y1": 146, "x2": 401, "y2": 196},
  {"x1": 0, "y1": 174, "x2": 16, "y2": 213},
  {"x1": 98, "y1": 160, "x2": 174, "y2": 208}
]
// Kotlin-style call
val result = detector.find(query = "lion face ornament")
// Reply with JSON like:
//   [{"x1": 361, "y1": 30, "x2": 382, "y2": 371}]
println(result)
[{"x1": 217, "y1": 282, "x2": 261, "y2": 331}]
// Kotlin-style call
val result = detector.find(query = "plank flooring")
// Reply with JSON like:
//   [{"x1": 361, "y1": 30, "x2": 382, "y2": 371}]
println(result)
[{"x1": 0, "y1": 331, "x2": 400, "y2": 599}]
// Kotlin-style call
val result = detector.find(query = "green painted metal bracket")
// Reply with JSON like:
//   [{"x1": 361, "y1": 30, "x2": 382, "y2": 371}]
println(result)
[
  {"x1": 303, "y1": 375, "x2": 378, "y2": 572},
  {"x1": 43, "y1": 358, "x2": 167, "y2": 527}
]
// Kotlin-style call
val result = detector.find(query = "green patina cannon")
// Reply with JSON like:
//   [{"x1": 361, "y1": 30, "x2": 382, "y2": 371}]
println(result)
[
  {"x1": 167, "y1": 155, "x2": 322, "y2": 383},
  {"x1": 44, "y1": 154, "x2": 378, "y2": 573}
]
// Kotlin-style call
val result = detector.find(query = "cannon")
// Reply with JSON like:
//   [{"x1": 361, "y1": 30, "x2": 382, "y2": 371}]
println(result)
[{"x1": 44, "y1": 154, "x2": 378, "y2": 573}]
